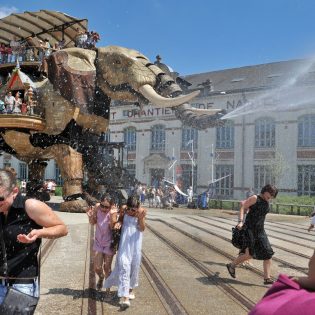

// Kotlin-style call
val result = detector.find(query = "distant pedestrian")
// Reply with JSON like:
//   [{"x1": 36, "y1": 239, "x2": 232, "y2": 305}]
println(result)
[
  {"x1": 226, "y1": 184, "x2": 278, "y2": 285},
  {"x1": 187, "y1": 186, "x2": 193, "y2": 203},
  {"x1": 86, "y1": 193, "x2": 118, "y2": 291},
  {"x1": 308, "y1": 210, "x2": 315, "y2": 232},
  {"x1": 104, "y1": 195, "x2": 146, "y2": 309}
]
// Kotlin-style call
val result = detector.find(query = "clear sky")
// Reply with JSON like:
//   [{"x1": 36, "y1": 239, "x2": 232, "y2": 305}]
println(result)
[{"x1": 1, "y1": 0, "x2": 315, "y2": 75}]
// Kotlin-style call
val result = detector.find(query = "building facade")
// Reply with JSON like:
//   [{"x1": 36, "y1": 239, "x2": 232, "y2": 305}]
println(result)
[{"x1": 2, "y1": 58, "x2": 315, "y2": 199}]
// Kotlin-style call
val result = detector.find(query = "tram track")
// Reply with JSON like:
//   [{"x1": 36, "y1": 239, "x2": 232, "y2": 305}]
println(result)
[
  {"x1": 199, "y1": 215, "x2": 315, "y2": 251},
  {"x1": 190, "y1": 217, "x2": 311, "y2": 259},
  {"x1": 141, "y1": 251, "x2": 189, "y2": 315},
  {"x1": 172, "y1": 217, "x2": 308, "y2": 274},
  {"x1": 146, "y1": 222, "x2": 256, "y2": 312}
]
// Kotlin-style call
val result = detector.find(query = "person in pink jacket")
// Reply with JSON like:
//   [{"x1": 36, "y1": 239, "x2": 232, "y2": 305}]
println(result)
[{"x1": 86, "y1": 193, "x2": 118, "y2": 291}]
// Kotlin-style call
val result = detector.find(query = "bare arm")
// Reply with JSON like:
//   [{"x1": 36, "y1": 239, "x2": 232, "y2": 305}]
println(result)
[
  {"x1": 86, "y1": 204, "x2": 98, "y2": 225},
  {"x1": 17, "y1": 198, "x2": 68, "y2": 243},
  {"x1": 137, "y1": 207, "x2": 147, "y2": 232},
  {"x1": 109, "y1": 206, "x2": 118, "y2": 229},
  {"x1": 237, "y1": 195, "x2": 257, "y2": 229},
  {"x1": 292, "y1": 250, "x2": 315, "y2": 289}
]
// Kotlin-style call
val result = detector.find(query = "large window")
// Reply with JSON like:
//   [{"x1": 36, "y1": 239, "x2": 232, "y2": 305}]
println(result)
[
  {"x1": 182, "y1": 127, "x2": 198, "y2": 150},
  {"x1": 298, "y1": 115, "x2": 315, "y2": 147},
  {"x1": 216, "y1": 121, "x2": 234, "y2": 149},
  {"x1": 181, "y1": 164, "x2": 197, "y2": 192},
  {"x1": 297, "y1": 165, "x2": 315, "y2": 196},
  {"x1": 101, "y1": 130, "x2": 110, "y2": 143},
  {"x1": 19, "y1": 162, "x2": 28, "y2": 180},
  {"x1": 151, "y1": 125, "x2": 165, "y2": 151},
  {"x1": 254, "y1": 165, "x2": 275, "y2": 192},
  {"x1": 215, "y1": 165, "x2": 234, "y2": 197},
  {"x1": 255, "y1": 118, "x2": 275, "y2": 148},
  {"x1": 126, "y1": 163, "x2": 136, "y2": 179},
  {"x1": 124, "y1": 127, "x2": 137, "y2": 151}
]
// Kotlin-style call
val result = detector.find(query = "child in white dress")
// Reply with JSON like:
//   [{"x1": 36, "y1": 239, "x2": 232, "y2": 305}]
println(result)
[{"x1": 104, "y1": 195, "x2": 146, "y2": 309}]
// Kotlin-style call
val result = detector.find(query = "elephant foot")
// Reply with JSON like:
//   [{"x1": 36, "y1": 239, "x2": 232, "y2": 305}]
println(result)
[{"x1": 59, "y1": 199, "x2": 88, "y2": 213}]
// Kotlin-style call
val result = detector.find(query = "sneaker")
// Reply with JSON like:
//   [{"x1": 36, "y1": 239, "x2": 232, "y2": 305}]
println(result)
[
  {"x1": 129, "y1": 293, "x2": 135, "y2": 300},
  {"x1": 120, "y1": 299, "x2": 130, "y2": 309}
]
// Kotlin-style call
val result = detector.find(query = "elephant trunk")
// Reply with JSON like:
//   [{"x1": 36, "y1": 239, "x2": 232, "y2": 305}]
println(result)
[
  {"x1": 151, "y1": 71, "x2": 226, "y2": 129},
  {"x1": 174, "y1": 103, "x2": 226, "y2": 129}
]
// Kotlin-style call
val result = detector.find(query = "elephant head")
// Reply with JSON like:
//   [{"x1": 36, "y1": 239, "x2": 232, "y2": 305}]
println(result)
[
  {"x1": 47, "y1": 46, "x2": 225, "y2": 130},
  {"x1": 96, "y1": 46, "x2": 225, "y2": 128}
]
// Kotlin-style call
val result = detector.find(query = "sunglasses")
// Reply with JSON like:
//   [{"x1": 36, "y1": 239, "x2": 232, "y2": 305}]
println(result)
[
  {"x1": 100, "y1": 204, "x2": 110, "y2": 209},
  {"x1": 0, "y1": 192, "x2": 10, "y2": 202},
  {"x1": 127, "y1": 207, "x2": 137, "y2": 212}
]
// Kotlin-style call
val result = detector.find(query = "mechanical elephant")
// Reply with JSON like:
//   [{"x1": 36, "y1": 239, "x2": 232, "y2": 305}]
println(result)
[{"x1": 1, "y1": 46, "x2": 225, "y2": 212}]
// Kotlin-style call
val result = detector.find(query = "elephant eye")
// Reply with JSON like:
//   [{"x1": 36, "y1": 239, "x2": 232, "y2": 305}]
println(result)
[{"x1": 115, "y1": 60, "x2": 121, "y2": 65}]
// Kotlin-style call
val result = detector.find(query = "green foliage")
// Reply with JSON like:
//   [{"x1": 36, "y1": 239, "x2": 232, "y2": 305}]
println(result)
[
  {"x1": 209, "y1": 195, "x2": 315, "y2": 216},
  {"x1": 55, "y1": 186, "x2": 62, "y2": 196}
]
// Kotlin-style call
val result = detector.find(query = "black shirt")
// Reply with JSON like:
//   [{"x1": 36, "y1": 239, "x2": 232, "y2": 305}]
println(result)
[{"x1": 0, "y1": 193, "x2": 42, "y2": 278}]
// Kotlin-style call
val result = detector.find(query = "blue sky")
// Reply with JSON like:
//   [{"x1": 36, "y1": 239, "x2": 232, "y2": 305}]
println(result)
[{"x1": 1, "y1": 0, "x2": 315, "y2": 75}]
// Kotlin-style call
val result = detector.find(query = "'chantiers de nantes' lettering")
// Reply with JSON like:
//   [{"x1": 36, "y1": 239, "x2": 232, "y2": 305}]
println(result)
[{"x1": 111, "y1": 98, "x2": 245, "y2": 120}]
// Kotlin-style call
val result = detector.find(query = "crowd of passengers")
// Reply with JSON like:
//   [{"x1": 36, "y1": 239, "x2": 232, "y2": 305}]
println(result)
[
  {"x1": 0, "y1": 90, "x2": 34, "y2": 115},
  {"x1": 0, "y1": 29, "x2": 100, "y2": 64}
]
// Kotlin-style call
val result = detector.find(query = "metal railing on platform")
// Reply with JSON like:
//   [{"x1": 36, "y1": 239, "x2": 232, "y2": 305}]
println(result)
[{"x1": 208, "y1": 199, "x2": 314, "y2": 216}]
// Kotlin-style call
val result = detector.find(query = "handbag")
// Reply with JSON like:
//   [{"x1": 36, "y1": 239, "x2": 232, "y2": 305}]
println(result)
[
  {"x1": 110, "y1": 228, "x2": 121, "y2": 252},
  {"x1": 0, "y1": 216, "x2": 40, "y2": 315},
  {"x1": 249, "y1": 274, "x2": 315, "y2": 315},
  {"x1": 110, "y1": 211, "x2": 125, "y2": 252},
  {"x1": 231, "y1": 225, "x2": 248, "y2": 249}
]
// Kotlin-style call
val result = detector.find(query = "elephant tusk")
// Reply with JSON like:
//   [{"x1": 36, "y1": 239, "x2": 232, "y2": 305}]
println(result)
[
  {"x1": 138, "y1": 84, "x2": 200, "y2": 107},
  {"x1": 187, "y1": 108, "x2": 223, "y2": 116}
]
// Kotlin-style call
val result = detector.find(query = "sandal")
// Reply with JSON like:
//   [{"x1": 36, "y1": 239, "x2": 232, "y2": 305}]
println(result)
[
  {"x1": 264, "y1": 278, "x2": 274, "y2": 285},
  {"x1": 226, "y1": 263, "x2": 236, "y2": 278}
]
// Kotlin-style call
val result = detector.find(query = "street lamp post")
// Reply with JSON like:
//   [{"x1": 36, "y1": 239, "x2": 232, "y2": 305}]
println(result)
[
  {"x1": 187, "y1": 140, "x2": 195, "y2": 193},
  {"x1": 211, "y1": 143, "x2": 214, "y2": 183}
]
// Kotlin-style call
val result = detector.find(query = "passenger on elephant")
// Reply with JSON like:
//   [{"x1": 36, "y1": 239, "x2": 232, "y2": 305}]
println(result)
[
  {"x1": 12, "y1": 92, "x2": 22, "y2": 114},
  {"x1": 86, "y1": 193, "x2": 118, "y2": 291},
  {"x1": 0, "y1": 167, "x2": 68, "y2": 308},
  {"x1": 104, "y1": 195, "x2": 146, "y2": 310},
  {"x1": 0, "y1": 43, "x2": 5, "y2": 63},
  {"x1": 4, "y1": 91, "x2": 14, "y2": 113},
  {"x1": 9, "y1": 36, "x2": 19, "y2": 63},
  {"x1": 5, "y1": 45, "x2": 11, "y2": 63},
  {"x1": 75, "y1": 28, "x2": 87, "y2": 48},
  {"x1": 43, "y1": 39, "x2": 51, "y2": 57},
  {"x1": 0, "y1": 100, "x2": 5, "y2": 114}
]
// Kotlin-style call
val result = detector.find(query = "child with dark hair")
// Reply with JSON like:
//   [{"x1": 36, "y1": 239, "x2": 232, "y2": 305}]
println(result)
[
  {"x1": 104, "y1": 195, "x2": 146, "y2": 309},
  {"x1": 86, "y1": 193, "x2": 118, "y2": 291}
]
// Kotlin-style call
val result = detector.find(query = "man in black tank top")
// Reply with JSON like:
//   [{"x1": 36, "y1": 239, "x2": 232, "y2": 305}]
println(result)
[{"x1": 0, "y1": 168, "x2": 68, "y2": 310}]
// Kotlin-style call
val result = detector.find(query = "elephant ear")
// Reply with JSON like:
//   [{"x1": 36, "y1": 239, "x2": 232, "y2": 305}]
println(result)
[{"x1": 47, "y1": 48, "x2": 97, "y2": 114}]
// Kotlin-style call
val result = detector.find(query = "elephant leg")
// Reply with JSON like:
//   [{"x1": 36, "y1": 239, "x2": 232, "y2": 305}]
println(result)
[
  {"x1": 52, "y1": 144, "x2": 88, "y2": 213},
  {"x1": 27, "y1": 160, "x2": 48, "y2": 198}
]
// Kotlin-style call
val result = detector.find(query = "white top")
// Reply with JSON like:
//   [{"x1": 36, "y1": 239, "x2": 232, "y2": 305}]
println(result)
[{"x1": 311, "y1": 216, "x2": 315, "y2": 225}]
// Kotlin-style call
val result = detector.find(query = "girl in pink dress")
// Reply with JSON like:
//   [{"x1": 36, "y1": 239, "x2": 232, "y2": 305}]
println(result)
[{"x1": 86, "y1": 193, "x2": 118, "y2": 290}]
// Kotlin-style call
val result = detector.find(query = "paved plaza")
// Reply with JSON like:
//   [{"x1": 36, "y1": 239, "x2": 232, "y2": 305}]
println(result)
[{"x1": 35, "y1": 196, "x2": 310, "y2": 315}]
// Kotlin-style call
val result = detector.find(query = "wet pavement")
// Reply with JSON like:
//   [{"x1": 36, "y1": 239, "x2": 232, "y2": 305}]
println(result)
[{"x1": 34, "y1": 196, "x2": 311, "y2": 315}]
